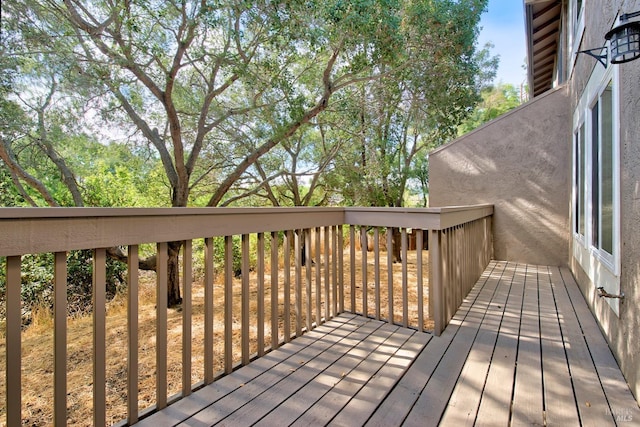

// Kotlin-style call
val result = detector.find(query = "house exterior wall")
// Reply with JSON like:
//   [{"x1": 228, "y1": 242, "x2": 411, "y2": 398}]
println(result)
[
  {"x1": 567, "y1": 0, "x2": 640, "y2": 404},
  {"x1": 428, "y1": 86, "x2": 571, "y2": 266}
]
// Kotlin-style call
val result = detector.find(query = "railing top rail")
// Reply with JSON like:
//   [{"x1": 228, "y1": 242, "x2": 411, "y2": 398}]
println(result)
[
  {"x1": 0, "y1": 207, "x2": 346, "y2": 257},
  {"x1": 0, "y1": 206, "x2": 345, "y2": 219},
  {"x1": 344, "y1": 204, "x2": 493, "y2": 229},
  {"x1": 0, "y1": 204, "x2": 493, "y2": 257}
]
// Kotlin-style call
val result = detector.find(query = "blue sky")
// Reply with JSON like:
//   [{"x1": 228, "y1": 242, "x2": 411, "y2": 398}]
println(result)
[{"x1": 477, "y1": 0, "x2": 527, "y2": 87}]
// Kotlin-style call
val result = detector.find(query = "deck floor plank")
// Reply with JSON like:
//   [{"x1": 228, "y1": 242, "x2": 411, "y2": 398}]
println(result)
[
  {"x1": 328, "y1": 331, "x2": 430, "y2": 427},
  {"x1": 510, "y1": 265, "x2": 545, "y2": 426},
  {"x1": 473, "y1": 262, "x2": 521, "y2": 426},
  {"x1": 224, "y1": 319, "x2": 397, "y2": 426},
  {"x1": 291, "y1": 326, "x2": 415, "y2": 426},
  {"x1": 538, "y1": 266, "x2": 580, "y2": 426},
  {"x1": 180, "y1": 317, "x2": 383, "y2": 426},
  {"x1": 558, "y1": 267, "x2": 640, "y2": 423},
  {"x1": 439, "y1": 261, "x2": 513, "y2": 426},
  {"x1": 365, "y1": 264, "x2": 497, "y2": 427},
  {"x1": 403, "y1": 263, "x2": 503, "y2": 426},
  {"x1": 550, "y1": 267, "x2": 614, "y2": 426},
  {"x1": 136, "y1": 263, "x2": 639, "y2": 427}
]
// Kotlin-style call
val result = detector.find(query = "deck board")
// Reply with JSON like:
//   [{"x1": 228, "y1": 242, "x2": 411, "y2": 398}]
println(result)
[{"x1": 137, "y1": 261, "x2": 639, "y2": 426}]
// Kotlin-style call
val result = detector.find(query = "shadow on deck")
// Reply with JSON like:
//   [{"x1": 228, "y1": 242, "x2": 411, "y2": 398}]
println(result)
[{"x1": 137, "y1": 261, "x2": 639, "y2": 426}]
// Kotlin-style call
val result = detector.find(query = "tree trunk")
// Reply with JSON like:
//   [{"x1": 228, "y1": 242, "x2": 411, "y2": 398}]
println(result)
[
  {"x1": 391, "y1": 227, "x2": 402, "y2": 263},
  {"x1": 167, "y1": 241, "x2": 183, "y2": 307}
]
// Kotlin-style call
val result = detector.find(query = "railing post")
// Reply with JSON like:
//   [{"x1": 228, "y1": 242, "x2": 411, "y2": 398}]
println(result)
[{"x1": 429, "y1": 230, "x2": 444, "y2": 336}]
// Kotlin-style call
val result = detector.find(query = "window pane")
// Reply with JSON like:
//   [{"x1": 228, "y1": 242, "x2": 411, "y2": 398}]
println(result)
[
  {"x1": 601, "y1": 82, "x2": 613, "y2": 254},
  {"x1": 579, "y1": 123, "x2": 585, "y2": 236},
  {"x1": 591, "y1": 101, "x2": 599, "y2": 247}
]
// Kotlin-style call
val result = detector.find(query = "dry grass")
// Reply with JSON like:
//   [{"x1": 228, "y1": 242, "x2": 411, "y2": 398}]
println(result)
[{"x1": 0, "y1": 248, "x2": 430, "y2": 426}]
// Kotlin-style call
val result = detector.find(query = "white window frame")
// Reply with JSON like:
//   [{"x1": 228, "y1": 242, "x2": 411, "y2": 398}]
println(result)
[
  {"x1": 568, "y1": 0, "x2": 586, "y2": 76},
  {"x1": 572, "y1": 62, "x2": 621, "y2": 314}
]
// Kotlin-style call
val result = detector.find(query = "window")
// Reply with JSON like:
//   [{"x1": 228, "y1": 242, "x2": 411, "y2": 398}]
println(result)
[
  {"x1": 574, "y1": 123, "x2": 586, "y2": 237},
  {"x1": 573, "y1": 68, "x2": 619, "y2": 314},
  {"x1": 569, "y1": 0, "x2": 586, "y2": 75},
  {"x1": 598, "y1": 82, "x2": 614, "y2": 256},
  {"x1": 575, "y1": 78, "x2": 616, "y2": 262}
]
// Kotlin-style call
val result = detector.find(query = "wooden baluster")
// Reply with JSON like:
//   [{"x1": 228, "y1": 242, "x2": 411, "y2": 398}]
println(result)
[
  {"x1": 324, "y1": 226, "x2": 330, "y2": 322},
  {"x1": 127, "y1": 245, "x2": 139, "y2": 423},
  {"x1": 203, "y1": 238, "x2": 214, "y2": 384},
  {"x1": 349, "y1": 226, "x2": 356, "y2": 313},
  {"x1": 416, "y1": 231, "x2": 424, "y2": 332},
  {"x1": 94, "y1": 248, "x2": 107, "y2": 423},
  {"x1": 429, "y1": 230, "x2": 444, "y2": 336},
  {"x1": 337, "y1": 225, "x2": 344, "y2": 314},
  {"x1": 182, "y1": 240, "x2": 192, "y2": 396},
  {"x1": 257, "y1": 233, "x2": 265, "y2": 356},
  {"x1": 6, "y1": 256, "x2": 22, "y2": 426},
  {"x1": 271, "y1": 232, "x2": 279, "y2": 349},
  {"x1": 295, "y1": 230, "x2": 303, "y2": 337},
  {"x1": 374, "y1": 227, "x2": 380, "y2": 320},
  {"x1": 242, "y1": 234, "x2": 250, "y2": 366},
  {"x1": 332, "y1": 226, "x2": 339, "y2": 317},
  {"x1": 387, "y1": 229, "x2": 394, "y2": 324},
  {"x1": 224, "y1": 236, "x2": 233, "y2": 374},
  {"x1": 401, "y1": 229, "x2": 408, "y2": 328},
  {"x1": 155, "y1": 243, "x2": 168, "y2": 409},
  {"x1": 360, "y1": 226, "x2": 368, "y2": 317},
  {"x1": 54, "y1": 251, "x2": 67, "y2": 426},
  {"x1": 305, "y1": 229, "x2": 312, "y2": 331},
  {"x1": 284, "y1": 230, "x2": 292, "y2": 343},
  {"x1": 315, "y1": 227, "x2": 321, "y2": 326}
]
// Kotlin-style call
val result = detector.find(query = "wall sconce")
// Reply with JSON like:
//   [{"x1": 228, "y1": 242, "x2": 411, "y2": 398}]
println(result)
[{"x1": 577, "y1": 11, "x2": 640, "y2": 67}]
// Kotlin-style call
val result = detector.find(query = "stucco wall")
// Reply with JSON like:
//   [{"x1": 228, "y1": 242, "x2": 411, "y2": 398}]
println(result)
[
  {"x1": 428, "y1": 86, "x2": 571, "y2": 266},
  {"x1": 567, "y1": 0, "x2": 640, "y2": 403}
]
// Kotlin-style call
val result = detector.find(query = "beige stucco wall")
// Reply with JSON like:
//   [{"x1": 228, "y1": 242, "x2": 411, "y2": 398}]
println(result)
[
  {"x1": 428, "y1": 86, "x2": 571, "y2": 266},
  {"x1": 567, "y1": 0, "x2": 640, "y2": 404}
]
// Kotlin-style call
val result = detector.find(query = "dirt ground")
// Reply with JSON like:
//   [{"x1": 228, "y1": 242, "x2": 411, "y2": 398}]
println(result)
[{"x1": 0, "y1": 248, "x2": 431, "y2": 426}]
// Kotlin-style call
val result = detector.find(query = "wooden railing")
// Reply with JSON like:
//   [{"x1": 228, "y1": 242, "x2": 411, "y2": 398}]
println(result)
[{"x1": 0, "y1": 205, "x2": 492, "y2": 426}]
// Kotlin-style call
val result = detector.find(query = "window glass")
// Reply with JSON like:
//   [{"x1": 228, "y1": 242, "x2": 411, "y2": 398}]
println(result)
[
  {"x1": 591, "y1": 101, "x2": 599, "y2": 247},
  {"x1": 600, "y1": 82, "x2": 613, "y2": 255},
  {"x1": 578, "y1": 123, "x2": 586, "y2": 236}
]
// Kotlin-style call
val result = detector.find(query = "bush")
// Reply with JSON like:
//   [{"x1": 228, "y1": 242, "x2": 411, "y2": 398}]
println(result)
[{"x1": 0, "y1": 250, "x2": 127, "y2": 326}]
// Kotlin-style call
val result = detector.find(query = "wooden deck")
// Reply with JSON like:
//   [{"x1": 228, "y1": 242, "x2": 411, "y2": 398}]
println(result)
[{"x1": 137, "y1": 261, "x2": 639, "y2": 426}]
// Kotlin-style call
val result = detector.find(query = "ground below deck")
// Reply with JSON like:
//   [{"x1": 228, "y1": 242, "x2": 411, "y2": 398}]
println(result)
[{"x1": 137, "y1": 261, "x2": 640, "y2": 426}]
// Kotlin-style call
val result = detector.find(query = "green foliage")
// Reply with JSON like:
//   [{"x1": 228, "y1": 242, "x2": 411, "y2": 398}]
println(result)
[
  {"x1": 0, "y1": 251, "x2": 127, "y2": 324},
  {"x1": 458, "y1": 83, "x2": 523, "y2": 135}
]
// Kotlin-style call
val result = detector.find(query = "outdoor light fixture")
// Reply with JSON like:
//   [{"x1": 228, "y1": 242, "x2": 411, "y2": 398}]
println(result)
[{"x1": 577, "y1": 10, "x2": 640, "y2": 67}]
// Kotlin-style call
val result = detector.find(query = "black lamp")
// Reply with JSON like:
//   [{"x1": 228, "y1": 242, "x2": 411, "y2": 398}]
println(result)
[
  {"x1": 577, "y1": 10, "x2": 640, "y2": 67},
  {"x1": 605, "y1": 20, "x2": 640, "y2": 64}
]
